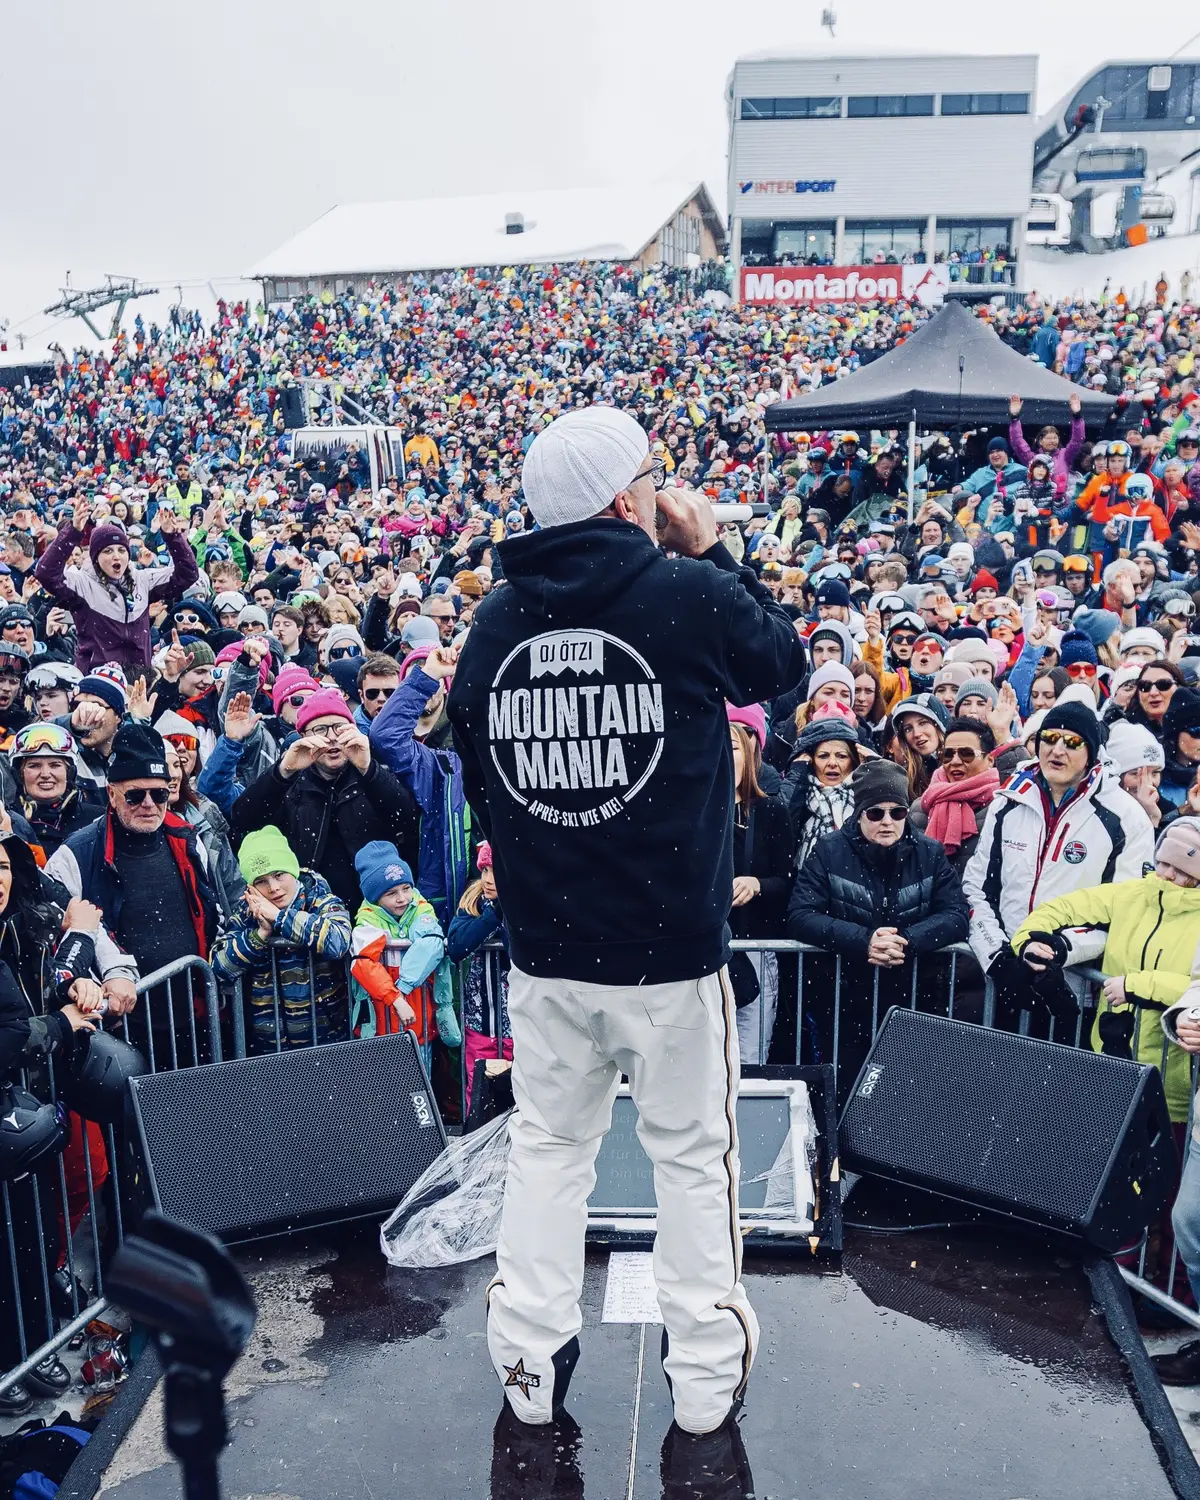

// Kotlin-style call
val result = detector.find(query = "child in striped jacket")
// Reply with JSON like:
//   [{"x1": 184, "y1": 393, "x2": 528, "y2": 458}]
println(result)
[{"x1": 211, "y1": 824, "x2": 352, "y2": 1052}]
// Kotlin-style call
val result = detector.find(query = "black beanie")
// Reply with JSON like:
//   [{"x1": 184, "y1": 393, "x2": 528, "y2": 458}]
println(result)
[
  {"x1": 1038, "y1": 702, "x2": 1104, "y2": 766},
  {"x1": 108, "y1": 723, "x2": 170, "y2": 784},
  {"x1": 851, "y1": 759, "x2": 911, "y2": 819}
]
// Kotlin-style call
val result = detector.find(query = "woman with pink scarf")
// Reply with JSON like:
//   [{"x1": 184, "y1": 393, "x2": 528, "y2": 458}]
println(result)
[{"x1": 910, "y1": 717, "x2": 1002, "y2": 874}]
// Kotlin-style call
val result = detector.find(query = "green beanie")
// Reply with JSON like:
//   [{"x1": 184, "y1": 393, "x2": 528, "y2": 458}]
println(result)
[
  {"x1": 182, "y1": 640, "x2": 216, "y2": 668},
  {"x1": 238, "y1": 825, "x2": 300, "y2": 885}
]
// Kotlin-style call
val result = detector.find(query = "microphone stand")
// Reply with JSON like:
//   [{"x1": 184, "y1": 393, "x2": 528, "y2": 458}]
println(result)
[{"x1": 108, "y1": 1213, "x2": 256, "y2": 1500}]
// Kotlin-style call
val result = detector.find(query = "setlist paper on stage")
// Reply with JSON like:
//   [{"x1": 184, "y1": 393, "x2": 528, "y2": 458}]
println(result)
[{"x1": 602, "y1": 1252, "x2": 663, "y2": 1323}]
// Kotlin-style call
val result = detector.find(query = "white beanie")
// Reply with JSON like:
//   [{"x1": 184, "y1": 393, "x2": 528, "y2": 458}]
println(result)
[
  {"x1": 1105, "y1": 720, "x2": 1165, "y2": 775},
  {"x1": 1055, "y1": 682, "x2": 1100, "y2": 714},
  {"x1": 806, "y1": 662, "x2": 856, "y2": 702},
  {"x1": 520, "y1": 406, "x2": 648, "y2": 528}
]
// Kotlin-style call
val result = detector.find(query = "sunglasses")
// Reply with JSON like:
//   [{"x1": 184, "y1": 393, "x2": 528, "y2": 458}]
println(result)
[
  {"x1": 1065, "y1": 661, "x2": 1097, "y2": 678},
  {"x1": 328, "y1": 646, "x2": 362, "y2": 661},
  {"x1": 122, "y1": 786, "x2": 170, "y2": 806},
  {"x1": 1039, "y1": 729, "x2": 1085, "y2": 751},
  {"x1": 175, "y1": 612, "x2": 202, "y2": 625},
  {"x1": 889, "y1": 633, "x2": 916, "y2": 646},
  {"x1": 1138, "y1": 678, "x2": 1176, "y2": 694},
  {"x1": 362, "y1": 686, "x2": 396, "y2": 703},
  {"x1": 864, "y1": 805, "x2": 907, "y2": 823},
  {"x1": 941, "y1": 746, "x2": 980, "y2": 764},
  {"x1": 636, "y1": 457, "x2": 668, "y2": 491}
]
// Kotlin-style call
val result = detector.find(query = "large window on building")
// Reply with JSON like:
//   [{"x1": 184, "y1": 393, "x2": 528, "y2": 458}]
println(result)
[
  {"x1": 935, "y1": 220, "x2": 1013, "y2": 259},
  {"x1": 773, "y1": 223, "x2": 836, "y2": 262},
  {"x1": 740, "y1": 97, "x2": 842, "y2": 120},
  {"x1": 847, "y1": 95, "x2": 934, "y2": 118},
  {"x1": 1072, "y1": 64, "x2": 1200, "y2": 129},
  {"x1": 659, "y1": 211, "x2": 702, "y2": 268},
  {"x1": 843, "y1": 220, "x2": 927, "y2": 262},
  {"x1": 940, "y1": 92, "x2": 1030, "y2": 116}
]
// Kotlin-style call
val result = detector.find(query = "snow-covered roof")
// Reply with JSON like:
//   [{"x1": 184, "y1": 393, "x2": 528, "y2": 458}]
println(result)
[
  {"x1": 731, "y1": 48, "x2": 1029, "y2": 64},
  {"x1": 247, "y1": 183, "x2": 723, "y2": 280}
]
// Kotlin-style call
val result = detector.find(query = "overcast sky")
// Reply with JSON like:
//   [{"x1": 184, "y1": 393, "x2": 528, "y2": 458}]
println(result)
[{"x1": 3, "y1": 0, "x2": 1199, "y2": 336}]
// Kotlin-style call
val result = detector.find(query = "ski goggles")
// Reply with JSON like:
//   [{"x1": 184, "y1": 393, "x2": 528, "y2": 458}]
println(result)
[
  {"x1": 1106, "y1": 441, "x2": 1132, "y2": 459},
  {"x1": 12, "y1": 723, "x2": 75, "y2": 758}
]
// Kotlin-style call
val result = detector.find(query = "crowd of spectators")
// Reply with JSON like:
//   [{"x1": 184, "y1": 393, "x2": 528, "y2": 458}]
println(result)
[{"x1": 3, "y1": 259, "x2": 1200, "y2": 1406}]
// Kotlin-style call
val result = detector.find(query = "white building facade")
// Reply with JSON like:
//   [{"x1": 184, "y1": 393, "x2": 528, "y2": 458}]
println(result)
[{"x1": 727, "y1": 52, "x2": 1037, "y2": 288}]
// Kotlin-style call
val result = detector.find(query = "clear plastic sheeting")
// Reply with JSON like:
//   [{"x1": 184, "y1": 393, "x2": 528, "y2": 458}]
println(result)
[
  {"x1": 758, "y1": 1084, "x2": 819, "y2": 1226},
  {"x1": 380, "y1": 1110, "x2": 511, "y2": 1268}
]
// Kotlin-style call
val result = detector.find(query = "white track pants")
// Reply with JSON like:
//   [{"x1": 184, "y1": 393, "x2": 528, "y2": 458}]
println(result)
[{"x1": 487, "y1": 965, "x2": 758, "y2": 1434}]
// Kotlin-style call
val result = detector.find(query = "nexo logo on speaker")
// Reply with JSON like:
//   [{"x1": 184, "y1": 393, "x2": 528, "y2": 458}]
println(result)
[
  {"x1": 411, "y1": 1092, "x2": 434, "y2": 1128},
  {"x1": 858, "y1": 1064, "x2": 884, "y2": 1099}
]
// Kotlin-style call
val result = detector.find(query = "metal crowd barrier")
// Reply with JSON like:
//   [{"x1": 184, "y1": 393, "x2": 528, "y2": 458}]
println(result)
[
  {"x1": 5, "y1": 938, "x2": 1199, "y2": 1399},
  {"x1": 0, "y1": 956, "x2": 217, "y2": 1399}
]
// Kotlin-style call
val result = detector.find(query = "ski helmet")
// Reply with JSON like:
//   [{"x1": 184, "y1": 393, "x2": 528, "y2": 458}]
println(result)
[
  {"x1": 0, "y1": 1085, "x2": 68, "y2": 1182},
  {"x1": 60, "y1": 1031, "x2": 148, "y2": 1125}
]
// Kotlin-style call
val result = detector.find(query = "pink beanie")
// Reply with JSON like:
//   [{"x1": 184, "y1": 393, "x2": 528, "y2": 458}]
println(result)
[
  {"x1": 272, "y1": 667, "x2": 319, "y2": 715},
  {"x1": 295, "y1": 687, "x2": 354, "y2": 734},
  {"x1": 477, "y1": 841, "x2": 493, "y2": 870},
  {"x1": 399, "y1": 644, "x2": 436, "y2": 682},
  {"x1": 809, "y1": 700, "x2": 856, "y2": 726},
  {"x1": 726, "y1": 701, "x2": 767, "y2": 750},
  {"x1": 215, "y1": 640, "x2": 271, "y2": 688}
]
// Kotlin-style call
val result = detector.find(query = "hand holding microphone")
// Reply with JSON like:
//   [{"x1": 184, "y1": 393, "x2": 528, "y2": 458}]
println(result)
[{"x1": 655, "y1": 486, "x2": 719, "y2": 558}]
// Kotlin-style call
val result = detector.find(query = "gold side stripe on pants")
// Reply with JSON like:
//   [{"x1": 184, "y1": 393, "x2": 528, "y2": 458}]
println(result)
[
  {"x1": 716, "y1": 967, "x2": 741, "y2": 1279},
  {"x1": 717, "y1": 1299, "x2": 754, "y2": 1400}
]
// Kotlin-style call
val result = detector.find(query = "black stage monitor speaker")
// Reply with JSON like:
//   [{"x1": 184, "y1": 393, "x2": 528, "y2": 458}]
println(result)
[
  {"x1": 839, "y1": 1009, "x2": 1177, "y2": 1251},
  {"x1": 128, "y1": 1033, "x2": 446, "y2": 1243}
]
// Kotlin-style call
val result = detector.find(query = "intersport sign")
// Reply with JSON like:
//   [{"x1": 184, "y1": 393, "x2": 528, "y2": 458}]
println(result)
[{"x1": 738, "y1": 264, "x2": 949, "y2": 307}]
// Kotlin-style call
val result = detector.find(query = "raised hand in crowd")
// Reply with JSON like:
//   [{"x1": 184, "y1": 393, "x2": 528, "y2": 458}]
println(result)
[
  {"x1": 278, "y1": 735, "x2": 322, "y2": 778},
  {"x1": 224, "y1": 691, "x2": 260, "y2": 741},
  {"x1": 126, "y1": 677, "x2": 158, "y2": 722},
  {"x1": 423, "y1": 645, "x2": 459, "y2": 681},
  {"x1": 334, "y1": 724, "x2": 372, "y2": 774},
  {"x1": 987, "y1": 682, "x2": 1019, "y2": 744},
  {"x1": 160, "y1": 629, "x2": 189, "y2": 682}
]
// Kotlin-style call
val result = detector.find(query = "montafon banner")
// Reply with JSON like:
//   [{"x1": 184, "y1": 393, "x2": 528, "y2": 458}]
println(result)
[{"x1": 738, "y1": 264, "x2": 950, "y2": 307}]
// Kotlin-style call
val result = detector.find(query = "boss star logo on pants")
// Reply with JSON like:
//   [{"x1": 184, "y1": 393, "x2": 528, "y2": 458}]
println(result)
[{"x1": 503, "y1": 1358, "x2": 541, "y2": 1397}]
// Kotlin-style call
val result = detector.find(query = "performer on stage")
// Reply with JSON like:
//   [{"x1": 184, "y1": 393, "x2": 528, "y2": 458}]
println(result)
[{"x1": 447, "y1": 406, "x2": 807, "y2": 1437}]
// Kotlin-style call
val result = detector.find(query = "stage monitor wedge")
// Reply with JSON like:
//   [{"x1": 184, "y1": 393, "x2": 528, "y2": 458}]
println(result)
[
  {"x1": 840, "y1": 1008, "x2": 1177, "y2": 1252},
  {"x1": 129, "y1": 1032, "x2": 446, "y2": 1244}
]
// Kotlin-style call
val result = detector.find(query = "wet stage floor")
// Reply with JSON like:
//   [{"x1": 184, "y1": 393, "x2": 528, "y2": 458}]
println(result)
[{"x1": 101, "y1": 1220, "x2": 1183, "y2": 1500}]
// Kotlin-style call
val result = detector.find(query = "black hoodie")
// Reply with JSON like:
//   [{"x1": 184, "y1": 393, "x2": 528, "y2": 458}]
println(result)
[{"x1": 447, "y1": 518, "x2": 808, "y2": 985}]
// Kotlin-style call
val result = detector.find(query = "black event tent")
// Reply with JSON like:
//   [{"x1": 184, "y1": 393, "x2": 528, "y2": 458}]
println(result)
[{"x1": 763, "y1": 300, "x2": 1117, "y2": 432}]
